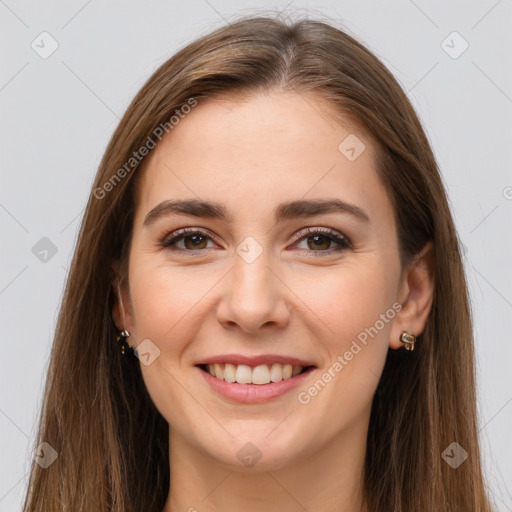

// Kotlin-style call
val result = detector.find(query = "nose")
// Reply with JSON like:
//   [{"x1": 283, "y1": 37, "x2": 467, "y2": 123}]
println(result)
[{"x1": 215, "y1": 251, "x2": 292, "y2": 334}]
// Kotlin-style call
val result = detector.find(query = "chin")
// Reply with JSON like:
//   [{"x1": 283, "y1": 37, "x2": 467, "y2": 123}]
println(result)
[{"x1": 192, "y1": 427, "x2": 310, "y2": 472}]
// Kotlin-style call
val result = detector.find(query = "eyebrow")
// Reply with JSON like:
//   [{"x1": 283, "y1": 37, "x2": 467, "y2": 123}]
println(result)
[{"x1": 143, "y1": 197, "x2": 370, "y2": 227}]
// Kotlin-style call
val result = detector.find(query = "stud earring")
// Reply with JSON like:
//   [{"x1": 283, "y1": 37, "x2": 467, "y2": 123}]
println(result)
[
  {"x1": 400, "y1": 331, "x2": 416, "y2": 351},
  {"x1": 116, "y1": 329, "x2": 132, "y2": 355}
]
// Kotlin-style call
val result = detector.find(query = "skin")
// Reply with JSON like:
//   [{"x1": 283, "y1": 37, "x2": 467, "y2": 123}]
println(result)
[{"x1": 112, "y1": 90, "x2": 434, "y2": 512}]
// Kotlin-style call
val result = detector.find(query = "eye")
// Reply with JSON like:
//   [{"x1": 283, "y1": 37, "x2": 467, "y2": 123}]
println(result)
[
  {"x1": 161, "y1": 228, "x2": 218, "y2": 252},
  {"x1": 291, "y1": 227, "x2": 351, "y2": 257},
  {"x1": 161, "y1": 226, "x2": 351, "y2": 257}
]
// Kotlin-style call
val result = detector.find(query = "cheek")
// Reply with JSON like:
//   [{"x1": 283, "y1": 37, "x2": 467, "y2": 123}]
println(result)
[
  {"x1": 293, "y1": 260, "x2": 396, "y2": 396},
  {"x1": 128, "y1": 257, "x2": 218, "y2": 349},
  {"x1": 126, "y1": 260, "x2": 213, "y2": 424},
  {"x1": 293, "y1": 258, "x2": 397, "y2": 343}
]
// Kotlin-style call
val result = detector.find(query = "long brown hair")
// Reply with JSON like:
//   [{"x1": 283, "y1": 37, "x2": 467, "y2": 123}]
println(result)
[{"x1": 23, "y1": 15, "x2": 493, "y2": 511}]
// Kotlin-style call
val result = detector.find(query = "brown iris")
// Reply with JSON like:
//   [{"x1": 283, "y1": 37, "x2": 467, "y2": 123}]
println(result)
[
  {"x1": 307, "y1": 234, "x2": 331, "y2": 251},
  {"x1": 183, "y1": 234, "x2": 208, "y2": 250}
]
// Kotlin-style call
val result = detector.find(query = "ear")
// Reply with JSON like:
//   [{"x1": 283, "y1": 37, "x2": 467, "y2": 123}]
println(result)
[
  {"x1": 389, "y1": 241, "x2": 435, "y2": 349},
  {"x1": 111, "y1": 260, "x2": 135, "y2": 335}
]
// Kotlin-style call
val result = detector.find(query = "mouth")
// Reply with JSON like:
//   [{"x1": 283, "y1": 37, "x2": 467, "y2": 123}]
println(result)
[
  {"x1": 197, "y1": 362, "x2": 316, "y2": 385},
  {"x1": 195, "y1": 354, "x2": 318, "y2": 403}
]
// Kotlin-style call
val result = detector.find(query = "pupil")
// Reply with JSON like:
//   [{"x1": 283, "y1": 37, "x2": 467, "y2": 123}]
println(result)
[
  {"x1": 186, "y1": 234, "x2": 206, "y2": 249},
  {"x1": 309, "y1": 235, "x2": 329, "y2": 250}
]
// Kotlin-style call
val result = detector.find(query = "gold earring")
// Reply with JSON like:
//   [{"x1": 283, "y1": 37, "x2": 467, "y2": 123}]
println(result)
[
  {"x1": 116, "y1": 329, "x2": 131, "y2": 355},
  {"x1": 400, "y1": 331, "x2": 416, "y2": 351}
]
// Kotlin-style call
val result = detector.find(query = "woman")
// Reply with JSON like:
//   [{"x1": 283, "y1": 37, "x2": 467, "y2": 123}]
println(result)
[{"x1": 23, "y1": 15, "x2": 493, "y2": 512}]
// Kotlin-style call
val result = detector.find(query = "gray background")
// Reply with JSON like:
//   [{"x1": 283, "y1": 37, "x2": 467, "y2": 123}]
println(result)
[{"x1": 1, "y1": 0, "x2": 511, "y2": 510}]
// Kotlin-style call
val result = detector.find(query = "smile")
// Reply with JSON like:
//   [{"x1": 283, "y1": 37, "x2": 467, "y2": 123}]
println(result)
[
  {"x1": 199, "y1": 362, "x2": 313, "y2": 385},
  {"x1": 195, "y1": 355, "x2": 317, "y2": 404}
]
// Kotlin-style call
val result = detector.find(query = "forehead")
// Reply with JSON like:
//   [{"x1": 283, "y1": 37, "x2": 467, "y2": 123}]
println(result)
[{"x1": 134, "y1": 91, "x2": 389, "y2": 225}]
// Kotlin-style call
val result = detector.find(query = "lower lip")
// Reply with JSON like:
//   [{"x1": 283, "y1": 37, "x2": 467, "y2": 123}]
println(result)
[{"x1": 197, "y1": 366, "x2": 315, "y2": 404}]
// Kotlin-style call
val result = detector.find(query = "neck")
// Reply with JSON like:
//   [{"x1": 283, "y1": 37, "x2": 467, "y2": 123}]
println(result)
[{"x1": 162, "y1": 419, "x2": 369, "y2": 512}]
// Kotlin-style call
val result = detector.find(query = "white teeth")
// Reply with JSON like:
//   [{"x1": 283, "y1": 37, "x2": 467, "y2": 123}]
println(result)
[
  {"x1": 252, "y1": 365, "x2": 271, "y2": 385},
  {"x1": 205, "y1": 363, "x2": 306, "y2": 384},
  {"x1": 235, "y1": 364, "x2": 252, "y2": 384},
  {"x1": 270, "y1": 363, "x2": 283, "y2": 382},
  {"x1": 214, "y1": 363, "x2": 223, "y2": 380},
  {"x1": 223, "y1": 363, "x2": 236, "y2": 382}
]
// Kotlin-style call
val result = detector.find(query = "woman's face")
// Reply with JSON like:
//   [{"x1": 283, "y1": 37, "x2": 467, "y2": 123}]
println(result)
[{"x1": 117, "y1": 91, "x2": 409, "y2": 470}]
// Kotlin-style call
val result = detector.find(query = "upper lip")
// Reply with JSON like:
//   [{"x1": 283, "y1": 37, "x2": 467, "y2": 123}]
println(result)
[{"x1": 195, "y1": 354, "x2": 317, "y2": 367}]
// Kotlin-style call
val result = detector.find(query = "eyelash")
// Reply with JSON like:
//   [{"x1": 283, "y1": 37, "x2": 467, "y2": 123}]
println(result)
[{"x1": 160, "y1": 226, "x2": 351, "y2": 257}]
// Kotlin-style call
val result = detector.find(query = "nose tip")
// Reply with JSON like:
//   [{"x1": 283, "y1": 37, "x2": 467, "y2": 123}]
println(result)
[{"x1": 215, "y1": 261, "x2": 291, "y2": 334}]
